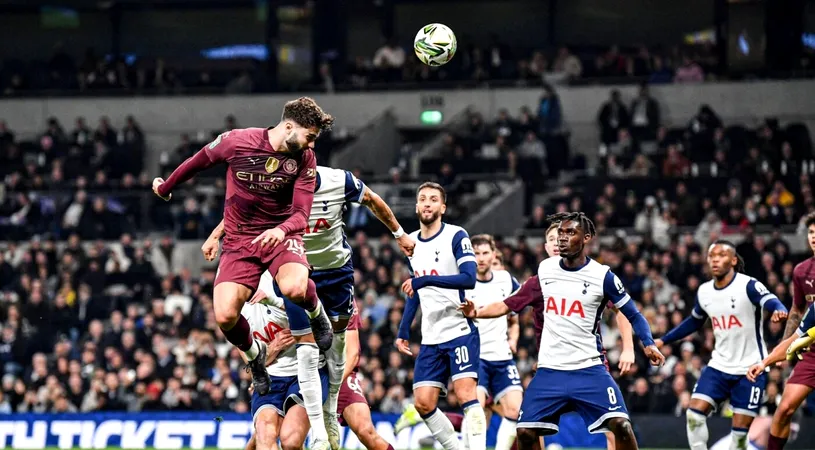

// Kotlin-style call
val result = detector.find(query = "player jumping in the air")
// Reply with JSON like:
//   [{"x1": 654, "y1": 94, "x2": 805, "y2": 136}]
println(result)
[
  {"x1": 749, "y1": 212, "x2": 815, "y2": 450},
  {"x1": 396, "y1": 182, "x2": 486, "y2": 450},
  {"x1": 655, "y1": 240, "x2": 788, "y2": 450},
  {"x1": 204, "y1": 165, "x2": 415, "y2": 449},
  {"x1": 461, "y1": 212, "x2": 665, "y2": 450},
  {"x1": 241, "y1": 271, "x2": 329, "y2": 450},
  {"x1": 152, "y1": 98, "x2": 335, "y2": 406}
]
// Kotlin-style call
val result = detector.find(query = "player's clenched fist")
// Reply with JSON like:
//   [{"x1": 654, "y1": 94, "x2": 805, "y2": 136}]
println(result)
[
  {"x1": 397, "y1": 235, "x2": 416, "y2": 258},
  {"x1": 252, "y1": 227, "x2": 286, "y2": 248},
  {"x1": 644, "y1": 345, "x2": 666, "y2": 367},
  {"x1": 201, "y1": 236, "x2": 220, "y2": 261},
  {"x1": 746, "y1": 363, "x2": 765, "y2": 382},
  {"x1": 771, "y1": 310, "x2": 788, "y2": 323},
  {"x1": 395, "y1": 338, "x2": 413, "y2": 356},
  {"x1": 152, "y1": 177, "x2": 171, "y2": 201},
  {"x1": 401, "y1": 278, "x2": 416, "y2": 298}
]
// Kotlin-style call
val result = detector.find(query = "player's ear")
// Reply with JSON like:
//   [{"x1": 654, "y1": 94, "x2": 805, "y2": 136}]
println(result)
[{"x1": 440, "y1": 203, "x2": 447, "y2": 215}]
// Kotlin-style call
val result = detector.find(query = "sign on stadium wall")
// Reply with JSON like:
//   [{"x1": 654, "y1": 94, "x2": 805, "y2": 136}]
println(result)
[{"x1": 0, "y1": 412, "x2": 605, "y2": 449}]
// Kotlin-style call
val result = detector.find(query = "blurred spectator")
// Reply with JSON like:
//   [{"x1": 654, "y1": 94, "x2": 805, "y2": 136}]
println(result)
[
  {"x1": 598, "y1": 89, "x2": 630, "y2": 145},
  {"x1": 674, "y1": 55, "x2": 705, "y2": 83}
]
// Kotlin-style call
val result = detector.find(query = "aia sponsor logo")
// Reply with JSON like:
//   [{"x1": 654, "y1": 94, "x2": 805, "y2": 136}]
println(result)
[
  {"x1": 545, "y1": 297, "x2": 586, "y2": 318},
  {"x1": 711, "y1": 315, "x2": 743, "y2": 330}
]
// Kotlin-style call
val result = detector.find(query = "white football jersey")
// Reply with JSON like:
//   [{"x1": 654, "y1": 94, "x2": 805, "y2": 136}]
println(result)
[
  {"x1": 244, "y1": 272, "x2": 325, "y2": 377},
  {"x1": 467, "y1": 270, "x2": 520, "y2": 361},
  {"x1": 535, "y1": 257, "x2": 629, "y2": 370},
  {"x1": 408, "y1": 223, "x2": 476, "y2": 345},
  {"x1": 303, "y1": 166, "x2": 366, "y2": 271},
  {"x1": 693, "y1": 273, "x2": 778, "y2": 375}
]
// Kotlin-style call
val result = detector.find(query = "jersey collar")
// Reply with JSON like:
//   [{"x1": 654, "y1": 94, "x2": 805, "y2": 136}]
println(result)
[
  {"x1": 418, "y1": 222, "x2": 446, "y2": 242},
  {"x1": 558, "y1": 256, "x2": 591, "y2": 272}
]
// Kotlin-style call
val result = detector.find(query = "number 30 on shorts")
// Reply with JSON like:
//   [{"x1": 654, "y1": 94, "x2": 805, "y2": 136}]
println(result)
[{"x1": 454, "y1": 346, "x2": 470, "y2": 364}]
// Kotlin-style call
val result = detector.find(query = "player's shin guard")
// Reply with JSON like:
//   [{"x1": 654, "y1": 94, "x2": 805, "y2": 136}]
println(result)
[
  {"x1": 729, "y1": 427, "x2": 749, "y2": 450},
  {"x1": 496, "y1": 417, "x2": 518, "y2": 450},
  {"x1": 463, "y1": 400, "x2": 487, "y2": 450},
  {"x1": 296, "y1": 343, "x2": 328, "y2": 442},
  {"x1": 421, "y1": 408, "x2": 460, "y2": 450},
  {"x1": 686, "y1": 408, "x2": 709, "y2": 450},
  {"x1": 324, "y1": 330, "x2": 346, "y2": 450}
]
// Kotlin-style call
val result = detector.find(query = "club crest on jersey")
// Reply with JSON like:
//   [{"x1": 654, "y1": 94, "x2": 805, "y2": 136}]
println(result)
[
  {"x1": 582, "y1": 282, "x2": 590, "y2": 295},
  {"x1": 545, "y1": 297, "x2": 586, "y2": 318},
  {"x1": 283, "y1": 159, "x2": 298, "y2": 174},
  {"x1": 435, "y1": 249, "x2": 440, "y2": 262},
  {"x1": 265, "y1": 157, "x2": 280, "y2": 173},
  {"x1": 806, "y1": 294, "x2": 815, "y2": 303},
  {"x1": 730, "y1": 296, "x2": 736, "y2": 309}
]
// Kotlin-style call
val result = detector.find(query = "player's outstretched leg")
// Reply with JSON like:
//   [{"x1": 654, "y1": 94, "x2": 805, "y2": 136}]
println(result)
[
  {"x1": 607, "y1": 417, "x2": 639, "y2": 450},
  {"x1": 276, "y1": 263, "x2": 333, "y2": 352},
  {"x1": 214, "y1": 282, "x2": 271, "y2": 394},
  {"x1": 768, "y1": 383, "x2": 812, "y2": 449}
]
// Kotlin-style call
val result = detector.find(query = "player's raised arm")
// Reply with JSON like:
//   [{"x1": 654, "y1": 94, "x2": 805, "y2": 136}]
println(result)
[
  {"x1": 746, "y1": 279, "x2": 788, "y2": 322},
  {"x1": 154, "y1": 131, "x2": 234, "y2": 199},
  {"x1": 657, "y1": 296, "x2": 708, "y2": 347},
  {"x1": 604, "y1": 270, "x2": 664, "y2": 365},
  {"x1": 353, "y1": 173, "x2": 415, "y2": 257},
  {"x1": 409, "y1": 229, "x2": 476, "y2": 292}
]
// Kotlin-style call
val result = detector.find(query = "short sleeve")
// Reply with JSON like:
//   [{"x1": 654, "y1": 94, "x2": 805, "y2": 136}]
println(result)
[
  {"x1": 746, "y1": 278, "x2": 778, "y2": 307},
  {"x1": 451, "y1": 229, "x2": 476, "y2": 267},
  {"x1": 797, "y1": 305, "x2": 815, "y2": 336},
  {"x1": 344, "y1": 171, "x2": 367, "y2": 203},
  {"x1": 603, "y1": 270, "x2": 631, "y2": 308},
  {"x1": 692, "y1": 295, "x2": 708, "y2": 319},
  {"x1": 504, "y1": 277, "x2": 544, "y2": 313}
]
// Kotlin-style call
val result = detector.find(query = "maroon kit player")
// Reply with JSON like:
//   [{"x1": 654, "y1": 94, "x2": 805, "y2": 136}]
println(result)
[{"x1": 151, "y1": 97, "x2": 334, "y2": 395}]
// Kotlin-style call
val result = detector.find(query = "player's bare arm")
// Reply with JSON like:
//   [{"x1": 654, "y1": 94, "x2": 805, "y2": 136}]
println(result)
[
  {"x1": 611, "y1": 306, "x2": 635, "y2": 374},
  {"x1": 343, "y1": 328, "x2": 361, "y2": 381},
  {"x1": 202, "y1": 219, "x2": 226, "y2": 261},
  {"x1": 747, "y1": 334, "x2": 799, "y2": 381},
  {"x1": 784, "y1": 303, "x2": 806, "y2": 339},
  {"x1": 360, "y1": 186, "x2": 415, "y2": 257},
  {"x1": 460, "y1": 299, "x2": 511, "y2": 319},
  {"x1": 507, "y1": 314, "x2": 520, "y2": 353}
]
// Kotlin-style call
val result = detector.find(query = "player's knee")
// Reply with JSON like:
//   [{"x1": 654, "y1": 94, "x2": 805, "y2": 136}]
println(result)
[
  {"x1": 607, "y1": 418, "x2": 634, "y2": 442},
  {"x1": 279, "y1": 429, "x2": 303, "y2": 450},
  {"x1": 413, "y1": 399, "x2": 435, "y2": 417},
  {"x1": 278, "y1": 277, "x2": 308, "y2": 303},
  {"x1": 214, "y1": 302, "x2": 240, "y2": 328},
  {"x1": 356, "y1": 423, "x2": 381, "y2": 449},
  {"x1": 776, "y1": 401, "x2": 796, "y2": 423}
]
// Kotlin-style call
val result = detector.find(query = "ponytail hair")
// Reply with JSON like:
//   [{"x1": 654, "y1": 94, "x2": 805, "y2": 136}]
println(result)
[{"x1": 735, "y1": 253, "x2": 745, "y2": 273}]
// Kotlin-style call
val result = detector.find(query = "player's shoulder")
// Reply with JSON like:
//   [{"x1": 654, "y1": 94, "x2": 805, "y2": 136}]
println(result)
[
  {"x1": 697, "y1": 278, "x2": 717, "y2": 294},
  {"x1": 794, "y1": 258, "x2": 815, "y2": 277},
  {"x1": 443, "y1": 223, "x2": 469, "y2": 238},
  {"x1": 316, "y1": 165, "x2": 346, "y2": 180}
]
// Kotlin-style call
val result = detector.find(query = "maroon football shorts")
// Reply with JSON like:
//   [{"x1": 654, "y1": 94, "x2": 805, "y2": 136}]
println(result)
[
  {"x1": 215, "y1": 234, "x2": 310, "y2": 289},
  {"x1": 337, "y1": 371, "x2": 368, "y2": 426},
  {"x1": 788, "y1": 354, "x2": 815, "y2": 389}
]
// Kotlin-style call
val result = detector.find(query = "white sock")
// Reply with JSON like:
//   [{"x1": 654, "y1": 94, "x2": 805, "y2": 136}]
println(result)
[
  {"x1": 244, "y1": 340, "x2": 259, "y2": 361},
  {"x1": 463, "y1": 402, "x2": 487, "y2": 450},
  {"x1": 461, "y1": 416, "x2": 469, "y2": 450},
  {"x1": 423, "y1": 408, "x2": 460, "y2": 450},
  {"x1": 306, "y1": 302, "x2": 323, "y2": 320},
  {"x1": 686, "y1": 409, "x2": 709, "y2": 450},
  {"x1": 296, "y1": 343, "x2": 328, "y2": 442},
  {"x1": 325, "y1": 330, "x2": 346, "y2": 416},
  {"x1": 729, "y1": 428, "x2": 749, "y2": 450},
  {"x1": 495, "y1": 417, "x2": 517, "y2": 450}
]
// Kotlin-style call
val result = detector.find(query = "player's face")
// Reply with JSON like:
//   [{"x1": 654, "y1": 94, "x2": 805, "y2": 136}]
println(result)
[
  {"x1": 557, "y1": 220, "x2": 587, "y2": 258},
  {"x1": 473, "y1": 244, "x2": 495, "y2": 276},
  {"x1": 545, "y1": 227, "x2": 559, "y2": 257},
  {"x1": 808, "y1": 224, "x2": 815, "y2": 253},
  {"x1": 416, "y1": 188, "x2": 446, "y2": 225},
  {"x1": 707, "y1": 244, "x2": 736, "y2": 278},
  {"x1": 284, "y1": 123, "x2": 320, "y2": 153}
]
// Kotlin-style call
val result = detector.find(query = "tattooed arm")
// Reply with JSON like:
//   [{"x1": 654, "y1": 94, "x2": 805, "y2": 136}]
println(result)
[
  {"x1": 359, "y1": 184, "x2": 415, "y2": 257},
  {"x1": 785, "y1": 275, "x2": 807, "y2": 339}
]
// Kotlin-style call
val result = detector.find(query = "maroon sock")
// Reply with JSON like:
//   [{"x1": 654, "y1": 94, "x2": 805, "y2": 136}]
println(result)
[
  {"x1": 445, "y1": 412, "x2": 464, "y2": 432},
  {"x1": 387, "y1": 445, "x2": 395, "y2": 450},
  {"x1": 767, "y1": 434, "x2": 788, "y2": 450},
  {"x1": 301, "y1": 279, "x2": 319, "y2": 311},
  {"x1": 221, "y1": 315, "x2": 253, "y2": 351},
  {"x1": 510, "y1": 440, "x2": 518, "y2": 450}
]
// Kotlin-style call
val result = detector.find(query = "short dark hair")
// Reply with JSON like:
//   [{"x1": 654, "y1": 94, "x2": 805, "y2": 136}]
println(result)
[
  {"x1": 281, "y1": 97, "x2": 334, "y2": 132},
  {"x1": 805, "y1": 212, "x2": 815, "y2": 230},
  {"x1": 546, "y1": 211, "x2": 596, "y2": 237},
  {"x1": 471, "y1": 234, "x2": 496, "y2": 250},
  {"x1": 416, "y1": 182, "x2": 446, "y2": 204}
]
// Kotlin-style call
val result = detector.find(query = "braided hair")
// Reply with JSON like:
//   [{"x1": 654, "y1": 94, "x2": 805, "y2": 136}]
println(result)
[
  {"x1": 711, "y1": 239, "x2": 745, "y2": 273},
  {"x1": 545, "y1": 211, "x2": 597, "y2": 237}
]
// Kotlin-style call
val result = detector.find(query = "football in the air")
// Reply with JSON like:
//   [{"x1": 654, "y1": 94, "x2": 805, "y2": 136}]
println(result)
[{"x1": 413, "y1": 23, "x2": 457, "y2": 66}]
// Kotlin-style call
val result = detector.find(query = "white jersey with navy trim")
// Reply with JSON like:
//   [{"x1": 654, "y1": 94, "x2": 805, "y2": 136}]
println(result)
[
  {"x1": 536, "y1": 257, "x2": 631, "y2": 371},
  {"x1": 303, "y1": 166, "x2": 366, "y2": 271},
  {"x1": 409, "y1": 223, "x2": 476, "y2": 345},
  {"x1": 244, "y1": 272, "x2": 326, "y2": 377},
  {"x1": 693, "y1": 273, "x2": 777, "y2": 375},
  {"x1": 468, "y1": 270, "x2": 520, "y2": 361}
]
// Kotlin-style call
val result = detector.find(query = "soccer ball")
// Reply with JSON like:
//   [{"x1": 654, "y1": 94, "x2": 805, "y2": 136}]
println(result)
[{"x1": 413, "y1": 23, "x2": 457, "y2": 66}]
